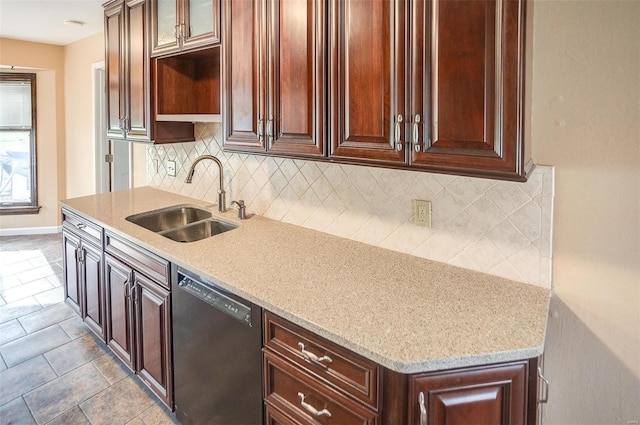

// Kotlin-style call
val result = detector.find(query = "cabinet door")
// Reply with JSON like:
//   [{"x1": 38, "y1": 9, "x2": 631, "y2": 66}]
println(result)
[
  {"x1": 105, "y1": 255, "x2": 135, "y2": 370},
  {"x1": 266, "y1": 0, "x2": 325, "y2": 157},
  {"x1": 410, "y1": 0, "x2": 527, "y2": 181},
  {"x1": 182, "y1": 0, "x2": 221, "y2": 50},
  {"x1": 105, "y1": 2, "x2": 126, "y2": 140},
  {"x1": 134, "y1": 273, "x2": 173, "y2": 407},
  {"x1": 329, "y1": 0, "x2": 406, "y2": 164},
  {"x1": 82, "y1": 242, "x2": 105, "y2": 340},
  {"x1": 124, "y1": 0, "x2": 151, "y2": 142},
  {"x1": 408, "y1": 362, "x2": 528, "y2": 425},
  {"x1": 151, "y1": 0, "x2": 181, "y2": 56},
  {"x1": 62, "y1": 231, "x2": 82, "y2": 315},
  {"x1": 223, "y1": 0, "x2": 267, "y2": 151}
]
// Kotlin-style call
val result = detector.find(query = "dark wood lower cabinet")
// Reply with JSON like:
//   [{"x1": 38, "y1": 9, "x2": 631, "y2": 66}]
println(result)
[
  {"x1": 264, "y1": 313, "x2": 540, "y2": 425},
  {"x1": 62, "y1": 228, "x2": 105, "y2": 340},
  {"x1": 266, "y1": 403, "x2": 303, "y2": 425},
  {"x1": 104, "y1": 252, "x2": 173, "y2": 407},
  {"x1": 105, "y1": 254, "x2": 136, "y2": 370},
  {"x1": 407, "y1": 361, "x2": 536, "y2": 425},
  {"x1": 62, "y1": 231, "x2": 82, "y2": 315},
  {"x1": 264, "y1": 350, "x2": 378, "y2": 425},
  {"x1": 135, "y1": 272, "x2": 172, "y2": 407},
  {"x1": 82, "y1": 242, "x2": 104, "y2": 339}
]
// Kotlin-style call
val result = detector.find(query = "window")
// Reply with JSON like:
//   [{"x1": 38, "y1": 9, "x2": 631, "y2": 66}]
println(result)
[{"x1": 0, "y1": 73, "x2": 39, "y2": 214}]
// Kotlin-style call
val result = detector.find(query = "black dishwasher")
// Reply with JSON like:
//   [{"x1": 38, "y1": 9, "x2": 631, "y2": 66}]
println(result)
[{"x1": 172, "y1": 266, "x2": 263, "y2": 425}]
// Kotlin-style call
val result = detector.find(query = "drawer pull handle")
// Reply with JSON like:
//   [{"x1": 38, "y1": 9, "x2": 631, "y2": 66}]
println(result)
[
  {"x1": 76, "y1": 223, "x2": 86, "y2": 230},
  {"x1": 419, "y1": 391, "x2": 427, "y2": 425},
  {"x1": 298, "y1": 342, "x2": 332, "y2": 365},
  {"x1": 298, "y1": 392, "x2": 331, "y2": 418},
  {"x1": 538, "y1": 367, "x2": 550, "y2": 404}
]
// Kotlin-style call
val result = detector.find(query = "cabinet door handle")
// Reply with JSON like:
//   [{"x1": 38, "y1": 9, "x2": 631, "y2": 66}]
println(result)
[
  {"x1": 395, "y1": 114, "x2": 403, "y2": 151},
  {"x1": 267, "y1": 118, "x2": 274, "y2": 138},
  {"x1": 297, "y1": 392, "x2": 332, "y2": 417},
  {"x1": 76, "y1": 246, "x2": 84, "y2": 264},
  {"x1": 76, "y1": 223, "x2": 86, "y2": 230},
  {"x1": 257, "y1": 118, "x2": 264, "y2": 140},
  {"x1": 538, "y1": 367, "x2": 550, "y2": 404},
  {"x1": 418, "y1": 391, "x2": 427, "y2": 425},
  {"x1": 413, "y1": 114, "x2": 421, "y2": 153},
  {"x1": 124, "y1": 279, "x2": 131, "y2": 300},
  {"x1": 181, "y1": 22, "x2": 187, "y2": 40},
  {"x1": 298, "y1": 342, "x2": 332, "y2": 366},
  {"x1": 174, "y1": 24, "x2": 180, "y2": 40}
]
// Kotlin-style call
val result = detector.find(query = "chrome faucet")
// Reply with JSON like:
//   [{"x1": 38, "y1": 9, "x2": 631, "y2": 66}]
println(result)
[{"x1": 185, "y1": 155, "x2": 226, "y2": 212}]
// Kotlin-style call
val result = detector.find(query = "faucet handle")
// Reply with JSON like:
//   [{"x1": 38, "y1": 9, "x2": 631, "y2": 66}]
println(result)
[{"x1": 231, "y1": 200, "x2": 246, "y2": 220}]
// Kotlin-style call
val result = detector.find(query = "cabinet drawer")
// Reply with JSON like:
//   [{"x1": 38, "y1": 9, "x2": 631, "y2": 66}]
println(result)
[
  {"x1": 62, "y1": 209, "x2": 103, "y2": 246},
  {"x1": 264, "y1": 312, "x2": 379, "y2": 409},
  {"x1": 105, "y1": 231, "x2": 170, "y2": 289},
  {"x1": 264, "y1": 350, "x2": 378, "y2": 425}
]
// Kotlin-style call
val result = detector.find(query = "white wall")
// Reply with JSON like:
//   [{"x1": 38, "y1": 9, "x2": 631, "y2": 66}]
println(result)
[
  {"x1": 531, "y1": 1, "x2": 640, "y2": 423},
  {"x1": 64, "y1": 33, "x2": 105, "y2": 199},
  {"x1": 0, "y1": 38, "x2": 64, "y2": 231}
]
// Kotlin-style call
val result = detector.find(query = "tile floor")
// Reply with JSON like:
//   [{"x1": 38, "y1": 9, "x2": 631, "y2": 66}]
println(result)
[{"x1": 0, "y1": 233, "x2": 179, "y2": 425}]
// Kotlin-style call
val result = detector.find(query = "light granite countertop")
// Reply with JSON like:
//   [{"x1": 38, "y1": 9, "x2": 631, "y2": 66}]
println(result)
[{"x1": 60, "y1": 186, "x2": 550, "y2": 374}]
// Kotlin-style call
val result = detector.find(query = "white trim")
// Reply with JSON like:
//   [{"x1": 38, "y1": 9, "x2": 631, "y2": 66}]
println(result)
[
  {"x1": 0, "y1": 226, "x2": 62, "y2": 236},
  {"x1": 156, "y1": 114, "x2": 222, "y2": 122},
  {"x1": 92, "y1": 61, "x2": 108, "y2": 194}
]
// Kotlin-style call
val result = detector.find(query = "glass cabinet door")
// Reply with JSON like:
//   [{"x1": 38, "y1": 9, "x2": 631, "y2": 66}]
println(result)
[
  {"x1": 152, "y1": 0, "x2": 180, "y2": 56},
  {"x1": 151, "y1": 0, "x2": 220, "y2": 57},
  {"x1": 188, "y1": 0, "x2": 213, "y2": 37},
  {"x1": 183, "y1": 0, "x2": 220, "y2": 48}
]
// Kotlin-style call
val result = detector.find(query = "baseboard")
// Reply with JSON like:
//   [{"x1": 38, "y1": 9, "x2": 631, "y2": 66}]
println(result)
[{"x1": 0, "y1": 226, "x2": 62, "y2": 236}]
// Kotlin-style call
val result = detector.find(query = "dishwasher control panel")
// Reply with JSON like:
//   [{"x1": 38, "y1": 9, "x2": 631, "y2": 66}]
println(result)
[{"x1": 177, "y1": 271, "x2": 253, "y2": 326}]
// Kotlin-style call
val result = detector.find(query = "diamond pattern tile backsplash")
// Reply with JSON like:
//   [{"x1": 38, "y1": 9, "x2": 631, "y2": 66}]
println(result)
[{"x1": 148, "y1": 123, "x2": 554, "y2": 288}]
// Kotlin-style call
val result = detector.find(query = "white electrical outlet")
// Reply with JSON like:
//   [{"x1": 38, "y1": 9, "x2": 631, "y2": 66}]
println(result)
[
  {"x1": 167, "y1": 160, "x2": 176, "y2": 177},
  {"x1": 414, "y1": 199, "x2": 431, "y2": 227}
]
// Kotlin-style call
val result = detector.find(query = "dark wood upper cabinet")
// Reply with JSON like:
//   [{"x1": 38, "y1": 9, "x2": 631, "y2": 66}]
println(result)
[
  {"x1": 409, "y1": 0, "x2": 528, "y2": 180},
  {"x1": 328, "y1": 0, "x2": 407, "y2": 164},
  {"x1": 329, "y1": 0, "x2": 528, "y2": 180},
  {"x1": 221, "y1": 0, "x2": 529, "y2": 180},
  {"x1": 105, "y1": 0, "x2": 195, "y2": 144},
  {"x1": 105, "y1": 0, "x2": 153, "y2": 142},
  {"x1": 151, "y1": 0, "x2": 221, "y2": 57},
  {"x1": 105, "y1": 1, "x2": 126, "y2": 141},
  {"x1": 223, "y1": 0, "x2": 325, "y2": 157},
  {"x1": 222, "y1": 0, "x2": 265, "y2": 151},
  {"x1": 266, "y1": 0, "x2": 326, "y2": 157}
]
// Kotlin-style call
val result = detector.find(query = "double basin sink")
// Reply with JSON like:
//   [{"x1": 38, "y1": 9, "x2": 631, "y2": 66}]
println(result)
[{"x1": 126, "y1": 205, "x2": 237, "y2": 243}]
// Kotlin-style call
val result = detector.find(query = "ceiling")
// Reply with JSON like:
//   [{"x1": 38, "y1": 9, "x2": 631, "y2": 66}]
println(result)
[{"x1": 0, "y1": 0, "x2": 104, "y2": 46}]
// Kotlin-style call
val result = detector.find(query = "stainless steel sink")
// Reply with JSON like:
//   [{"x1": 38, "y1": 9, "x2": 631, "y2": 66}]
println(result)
[
  {"x1": 161, "y1": 219, "x2": 238, "y2": 243},
  {"x1": 126, "y1": 205, "x2": 212, "y2": 232},
  {"x1": 125, "y1": 205, "x2": 237, "y2": 242}
]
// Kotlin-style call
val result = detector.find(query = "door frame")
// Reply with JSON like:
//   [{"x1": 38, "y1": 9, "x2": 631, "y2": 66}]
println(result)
[{"x1": 93, "y1": 61, "x2": 132, "y2": 193}]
